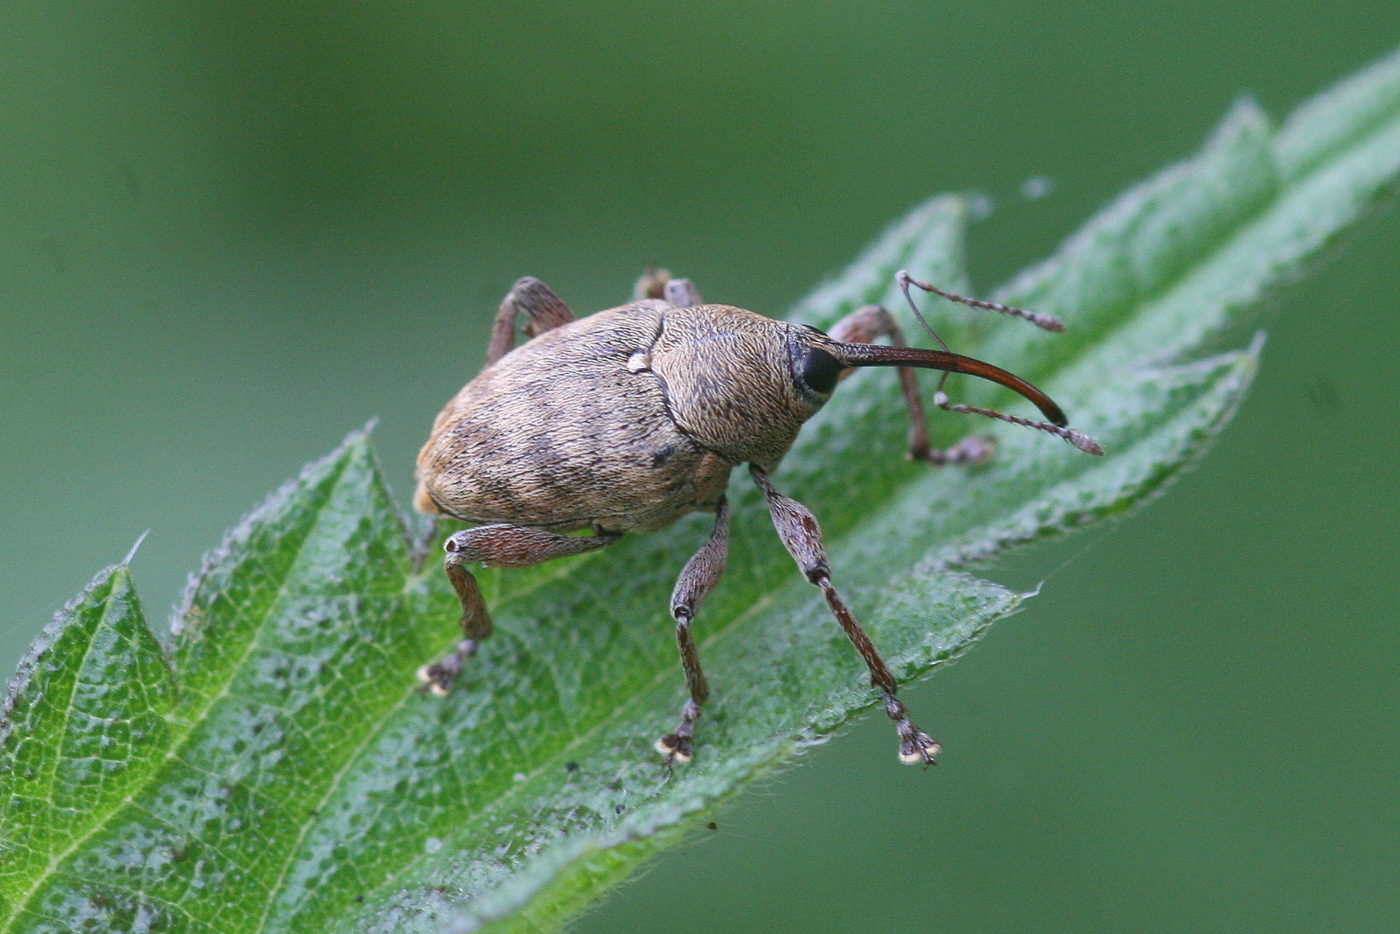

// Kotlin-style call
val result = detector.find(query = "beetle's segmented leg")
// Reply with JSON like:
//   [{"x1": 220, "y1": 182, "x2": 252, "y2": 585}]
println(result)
[
  {"x1": 750, "y1": 466, "x2": 940, "y2": 765},
  {"x1": 827, "y1": 304, "x2": 995, "y2": 466},
  {"x1": 417, "y1": 558, "x2": 494, "y2": 696},
  {"x1": 633, "y1": 266, "x2": 672, "y2": 300},
  {"x1": 486, "y1": 277, "x2": 576, "y2": 365},
  {"x1": 662, "y1": 277, "x2": 703, "y2": 309},
  {"x1": 632, "y1": 268, "x2": 705, "y2": 309},
  {"x1": 418, "y1": 524, "x2": 620, "y2": 696},
  {"x1": 657, "y1": 499, "x2": 729, "y2": 766}
]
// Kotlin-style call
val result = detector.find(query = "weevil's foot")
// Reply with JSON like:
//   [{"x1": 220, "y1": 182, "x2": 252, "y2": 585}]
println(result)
[
  {"x1": 415, "y1": 639, "x2": 477, "y2": 696},
  {"x1": 655, "y1": 699, "x2": 701, "y2": 766},
  {"x1": 655, "y1": 732, "x2": 694, "y2": 767},
  {"x1": 898, "y1": 730, "x2": 942, "y2": 766},
  {"x1": 415, "y1": 661, "x2": 456, "y2": 696},
  {"x1": 920, "y1": 435, "x2": 995, "y2": 467},
  {"x1": 633, "y1": 266, "x2": 672, "y2": 300},
  {"x1": 884, "y1": 691, "x2": 940, "y2": 766}
]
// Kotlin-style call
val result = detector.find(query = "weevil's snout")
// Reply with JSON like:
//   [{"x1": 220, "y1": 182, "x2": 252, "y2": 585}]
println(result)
[{"x1": 827, "y1": 340, "x2": 1064, "y2": 422}]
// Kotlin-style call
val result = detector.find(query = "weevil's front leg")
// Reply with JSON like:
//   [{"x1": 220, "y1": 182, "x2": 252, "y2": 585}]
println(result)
[
  {"x1": 418, "y1": 524, "x2": 621, "y2": 695},
  {"x1": 656, "y1": 498, "x2": 730, "y2": 766},
  {"x1": 486, "y1": 277, "x2": 576, "y2": 365},
  {"x1": 828, "y1": 304, "x2": 994, "y2": 466},
  {"x1": 750, "y1": 466, "x2": 940, "y2": 765}
]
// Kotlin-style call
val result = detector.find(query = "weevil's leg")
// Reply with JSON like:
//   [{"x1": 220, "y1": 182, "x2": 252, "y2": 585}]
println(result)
[
  {"x1": 656, "y1": 498, "x2": 730, "y2": 766},
  {"x1": 485, "y1": 276, "x2": 575, "y2": 365},
  {"x1": 663, "y1": 278, "x2": 703, "y2": 308},
  {"x1": 827, "y1": 304, "x2": 994, "y2": 466},
  {"x1": 633, "y1": 266, "x2": 671, "y2": 300},
  {"x1": 750, "y1": 466, "x2": 940, "y2": 765},
  {"x1": 417, "y1": 523, "x2": 621, "y2": 695},
  {"x1": 632, "y1": 268, "x2": 704, "y2": 308}
]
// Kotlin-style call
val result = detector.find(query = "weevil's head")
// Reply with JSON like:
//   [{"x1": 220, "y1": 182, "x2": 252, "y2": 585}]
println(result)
[{"x1": 646, "y1": 306, "x2": 850, "y2": 468}]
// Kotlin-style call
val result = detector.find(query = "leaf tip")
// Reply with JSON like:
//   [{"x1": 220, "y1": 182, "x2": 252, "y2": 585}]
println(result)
[
  {"x1": 342, "y1": 418, "x2": 379, "y2": 455},
  {"x1": 121, "y1": 529, "x2": 151, "y2": 567}
]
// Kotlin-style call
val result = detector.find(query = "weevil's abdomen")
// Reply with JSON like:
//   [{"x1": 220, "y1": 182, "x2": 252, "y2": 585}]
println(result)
[{"x1": 415, "y1": 303, "x2": 732, "y2": 534}]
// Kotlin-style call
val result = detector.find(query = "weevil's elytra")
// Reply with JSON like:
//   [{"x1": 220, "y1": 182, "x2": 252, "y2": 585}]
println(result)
[{"x1": 414, "y1": 270, "x2": 1102, "y2": 766}]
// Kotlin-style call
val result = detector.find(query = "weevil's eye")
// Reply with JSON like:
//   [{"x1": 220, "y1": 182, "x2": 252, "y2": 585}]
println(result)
[{"x1": 796, "y1": 345, "x2": 843, "y2": 396}]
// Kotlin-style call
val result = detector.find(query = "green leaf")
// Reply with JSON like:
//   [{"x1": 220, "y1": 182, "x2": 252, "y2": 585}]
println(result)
[{"x1": 3, "y1": 44, "x2": 1399, "y2": 934}]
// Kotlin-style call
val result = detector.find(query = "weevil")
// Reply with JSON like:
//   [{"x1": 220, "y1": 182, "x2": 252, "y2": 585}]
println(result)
[{"x1": 413, "y1": 269, "x2": 1102, "y2": 766}]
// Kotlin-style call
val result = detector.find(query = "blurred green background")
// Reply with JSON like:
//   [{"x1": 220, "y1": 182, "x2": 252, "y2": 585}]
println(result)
[{"x1": 3, "y1": 3, "x2": 1396, "y2": 932}]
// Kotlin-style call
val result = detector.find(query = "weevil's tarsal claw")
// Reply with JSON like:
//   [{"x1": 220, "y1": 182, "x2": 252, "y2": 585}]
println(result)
[
  {"x1": 655, "y1": 733, "x2": 693, "y2": 766},
  {"x1": 899, "y1": 732, "x2": 942, "y2": 766},
  {"x1": 656, "y1": 698, "x2": 702, "y2": 767},
  {"x1": 415, "y1": 663, "x2": 454, "y2": 696},
  {"x1": 885, "y1": 692, "x2": 940, "y2": 766},
  {"x1": 416, "y1": 639, "x2": 478, "y2": 696},
  {"x1": 918, "y1": 434, "x2": 996, "y2": 466}
]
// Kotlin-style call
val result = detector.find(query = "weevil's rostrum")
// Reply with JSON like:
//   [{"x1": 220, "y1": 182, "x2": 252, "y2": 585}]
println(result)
[{"x1": 414, "y1": 271, "x2": 1101, "y2": 766}]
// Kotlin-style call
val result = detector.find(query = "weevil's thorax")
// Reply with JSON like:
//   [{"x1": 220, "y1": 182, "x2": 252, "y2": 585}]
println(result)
[{"x1": 649, "y1": 305, "x2": 831, "y2": 468}]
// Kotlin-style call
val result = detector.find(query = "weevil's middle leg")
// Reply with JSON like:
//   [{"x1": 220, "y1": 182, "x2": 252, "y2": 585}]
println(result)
[
  {"x1": 828, "y1": 304, "x2": 994, "y2": 466},
  {"x1": 418, "y1": 523, "x2": 620, "y2": 696},
  {"x1": 750, "y1": 466, "x2": 940, "y2": 765},
  {"x1": 486, "y1": 277, "x2": 576, "y2": 365}
]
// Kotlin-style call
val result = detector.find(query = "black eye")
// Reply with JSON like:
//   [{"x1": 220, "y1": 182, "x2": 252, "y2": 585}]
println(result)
[{"x1": 797, "y1": 345, "x2": 842, "y2": 396}]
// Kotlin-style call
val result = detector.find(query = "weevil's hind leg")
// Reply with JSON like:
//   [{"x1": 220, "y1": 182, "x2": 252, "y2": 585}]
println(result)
[
  {"x1": 656, "y1": 498, "x2": 730, "y2": 766},
  {"x1": 827, "y1": 304, "x2": 994, "y2": 466},
  {"x1": 750, "y1": 466, "x2": 940, "y2": 765},
  {"x1": 418, "y1": 523, "x2": 621, "y2": 695},
  {"x1": 486, "y1": 277, "x2": 576, "y2": 365},
  {"x1": 633, "y1": 268, "x2": 704, "y2": 308}
]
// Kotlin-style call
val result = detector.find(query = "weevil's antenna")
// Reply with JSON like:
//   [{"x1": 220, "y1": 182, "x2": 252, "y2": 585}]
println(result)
[{"x1": 897, "y1": 269, "x2": 1066, "y2": 335}]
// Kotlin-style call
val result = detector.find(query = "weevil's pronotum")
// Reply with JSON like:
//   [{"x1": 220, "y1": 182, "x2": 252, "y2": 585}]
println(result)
[{"x1": 413, "y1": 269, "x2": 1102, "y2": 765}]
